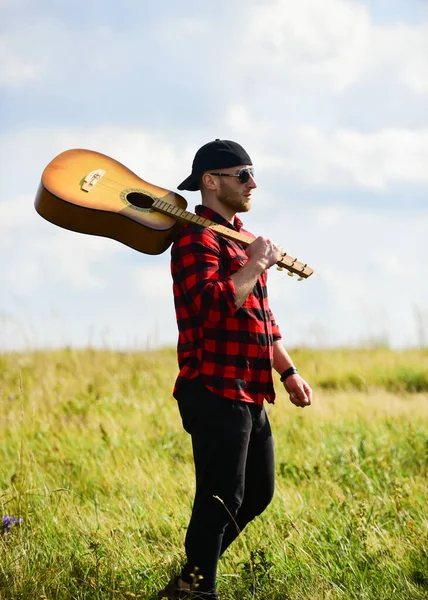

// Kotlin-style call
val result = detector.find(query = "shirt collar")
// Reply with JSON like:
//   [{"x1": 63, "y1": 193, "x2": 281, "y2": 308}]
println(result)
[{"x1": 195, "y1": 204, "x2": 244, "y2": 232}]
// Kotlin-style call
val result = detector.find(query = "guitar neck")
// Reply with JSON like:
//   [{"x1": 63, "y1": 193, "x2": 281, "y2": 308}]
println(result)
[{"x1": 152, "y1": 198, "x2": 313, "y2": 279}]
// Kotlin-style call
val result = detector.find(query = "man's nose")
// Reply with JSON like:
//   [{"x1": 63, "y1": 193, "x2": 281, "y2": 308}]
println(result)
[{"x1": 248, "y1": 174, "x2": 257, "y2": 189}]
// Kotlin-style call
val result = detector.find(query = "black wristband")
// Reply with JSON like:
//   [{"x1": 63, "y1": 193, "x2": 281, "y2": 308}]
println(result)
[{"x1": 280, "y1": 367, "x2": 298, "y2": 382}]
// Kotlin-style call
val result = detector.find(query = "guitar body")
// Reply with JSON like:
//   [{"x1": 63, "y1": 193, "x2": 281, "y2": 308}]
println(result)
[{"x1": 34, "y1": 149, "x2": 188, "y2": 255}]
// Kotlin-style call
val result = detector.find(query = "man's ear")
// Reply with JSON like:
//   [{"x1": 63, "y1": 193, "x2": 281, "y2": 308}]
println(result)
[{"x1": 201, "y1": 172, "x2": 218, "y2": 191}]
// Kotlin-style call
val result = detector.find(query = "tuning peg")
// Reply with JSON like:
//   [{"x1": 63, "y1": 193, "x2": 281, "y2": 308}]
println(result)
[
  {"x1": 287, "y1": 271, "x2": 294, "y2": 277},
  {"x1": 277, "y1": 266, "x2": 284, "y2": 271},
  {"x1": 298, "y1": 277, "x2": 303, "y2": 281}
]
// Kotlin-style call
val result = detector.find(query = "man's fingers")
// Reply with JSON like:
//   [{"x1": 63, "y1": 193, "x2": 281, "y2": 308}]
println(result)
[
  {"x1": 290, "y1": 389, "x2": 311, "y2": 407},
  {"x1": 285, "y1": 376, "x2": 313, "y2": 408}
]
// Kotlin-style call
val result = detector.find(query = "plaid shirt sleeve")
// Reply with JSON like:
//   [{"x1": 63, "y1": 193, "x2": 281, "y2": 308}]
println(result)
[
  {"x1": 171, "y1": 226, "x2": 238, "y2": 321},
  {"x1": 269, "y1": 308, "x2": 282, "y2": 341}
]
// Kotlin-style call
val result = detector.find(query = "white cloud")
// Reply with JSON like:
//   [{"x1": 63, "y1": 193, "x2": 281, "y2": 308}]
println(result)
[
  {"x1": 4, "y1": 0, "x2": 426, "y2": 106},
  {"x1": 373, "y1": 22, "x2": 428, "y2": 95},
  {"x1": 284, "y1": 126, "x2": 428, "y2": 189},
  {"x1": 220, "y1": 120, "x2": 428, "y2": 190},
  {"x1": 0, "y1": 125, "x2": 189, "y2": 203},
  {"x1": 242, "y1": 0, "x2": 371, "y2": 92},
  {"x1": 0, "y1": 195, "x2": 121, "y2": 295},
  {"x1": 237, "y1": 0, "x2": 428, "y2": 94},
  {"x1": 132, "y1": 264, "x2": 172, "y2": 299},
  {"x1": 266, "y1": 202, "x2": 428, "y2": 348},
  {"x1": 0, "y1": 35, "x2": 41, "y2": 86},
  {"x1": 0, "y1": 195, "x2": 34, "y2": 233},
  {"x1": 36, "y1": 232, "x2": 115, "y2": 290}
]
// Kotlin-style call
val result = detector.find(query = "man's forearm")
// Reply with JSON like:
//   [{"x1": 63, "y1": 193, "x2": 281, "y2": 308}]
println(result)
[
  {"x1": 273, "y1": 341, "x2": 296, "y2": 374},
  {"x1": 230, "y1": 259, "x2": 266, "y2": 309}
]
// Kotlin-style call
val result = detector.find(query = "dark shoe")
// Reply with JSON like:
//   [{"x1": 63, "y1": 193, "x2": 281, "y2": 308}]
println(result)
[
  {"x1": 157, "y1": 575, "x2": 218, "y2": 599},
  {"x1": 157, "y1": 576, "x2": 191, "y2": 599}
]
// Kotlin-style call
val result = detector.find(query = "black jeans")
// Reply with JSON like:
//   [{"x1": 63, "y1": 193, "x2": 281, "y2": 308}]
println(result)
[{"x1": 176, "y1": 379, "x2": 275, "y2": 595}]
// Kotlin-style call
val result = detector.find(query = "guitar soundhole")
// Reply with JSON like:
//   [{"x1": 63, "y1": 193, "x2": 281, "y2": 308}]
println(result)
[{"x1": 126, "y1": 192, "x2": 155, "y2": 209}]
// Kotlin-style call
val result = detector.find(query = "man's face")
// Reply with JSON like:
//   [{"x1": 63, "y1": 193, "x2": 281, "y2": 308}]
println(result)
[{"x1": 215, "y1": 165, "x2": 257, "y2": 214}]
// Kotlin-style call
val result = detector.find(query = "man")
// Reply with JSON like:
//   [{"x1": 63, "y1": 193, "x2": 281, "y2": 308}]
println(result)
[{"x1": 158, "y1": 139, "x2": 312, "y2": 600}]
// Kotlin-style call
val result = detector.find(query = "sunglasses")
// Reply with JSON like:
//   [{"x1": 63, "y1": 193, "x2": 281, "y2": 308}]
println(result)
[{"x1": 209, "y1": 167, "x2": 255, "y2": 184}]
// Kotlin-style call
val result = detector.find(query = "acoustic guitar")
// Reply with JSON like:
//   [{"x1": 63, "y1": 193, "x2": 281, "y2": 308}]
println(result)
[{"x1": 34, "y1": 149, "x2": 314, "y2": 279}]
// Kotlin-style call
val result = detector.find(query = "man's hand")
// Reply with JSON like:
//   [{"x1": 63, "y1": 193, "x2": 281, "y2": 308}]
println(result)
[
  {"x1": 283, "y1": 374, "x2": 312, "y2": 408},
  {"x1": 246, "y1": 236, "x2": 284, "y2": 271}
]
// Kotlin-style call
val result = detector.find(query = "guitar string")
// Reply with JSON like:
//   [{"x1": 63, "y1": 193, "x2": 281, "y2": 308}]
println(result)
[{"x1": 94, "y1": 175, "x2": 154, "y2": 191}]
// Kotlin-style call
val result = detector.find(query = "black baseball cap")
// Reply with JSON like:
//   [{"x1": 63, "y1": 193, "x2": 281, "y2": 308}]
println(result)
[{"x1": 177, "y1": 139, "x2": 252, "y2": 191}]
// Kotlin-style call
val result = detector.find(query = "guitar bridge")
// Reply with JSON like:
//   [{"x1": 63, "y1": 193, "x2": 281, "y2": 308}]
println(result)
[{"x1": 81, "y1": 169, "x2": 106, "y2": 192}]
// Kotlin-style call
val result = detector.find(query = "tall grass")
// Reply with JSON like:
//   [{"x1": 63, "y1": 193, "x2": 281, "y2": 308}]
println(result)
[{"x1": 0, "y1": 347, "x2": 427, "y2": 599}]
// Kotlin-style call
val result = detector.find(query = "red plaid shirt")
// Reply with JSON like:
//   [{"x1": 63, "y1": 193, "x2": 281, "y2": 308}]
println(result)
[{"x1": 171, "y1": 205, "x2": 282, "y2": 405}]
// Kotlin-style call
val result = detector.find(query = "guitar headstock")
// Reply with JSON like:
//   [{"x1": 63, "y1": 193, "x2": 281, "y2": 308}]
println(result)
[{"x1": 276, "y1": 254, "x2": 314, "y2": 279}]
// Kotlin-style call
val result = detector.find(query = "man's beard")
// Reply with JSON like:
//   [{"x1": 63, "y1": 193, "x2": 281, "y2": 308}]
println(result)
[{"x1": 217, "y1": 181, "x2": 251, "y2": 213}]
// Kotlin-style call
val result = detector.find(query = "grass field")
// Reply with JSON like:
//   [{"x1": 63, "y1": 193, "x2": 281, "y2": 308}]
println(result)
[{"x1": 0, "y1": 347, "x2": 427, "y2": 600}]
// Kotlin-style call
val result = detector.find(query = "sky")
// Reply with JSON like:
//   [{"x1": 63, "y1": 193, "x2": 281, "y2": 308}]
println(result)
[{"x1": 1, "y1": 0, "x2": 427, "y2": 352}]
